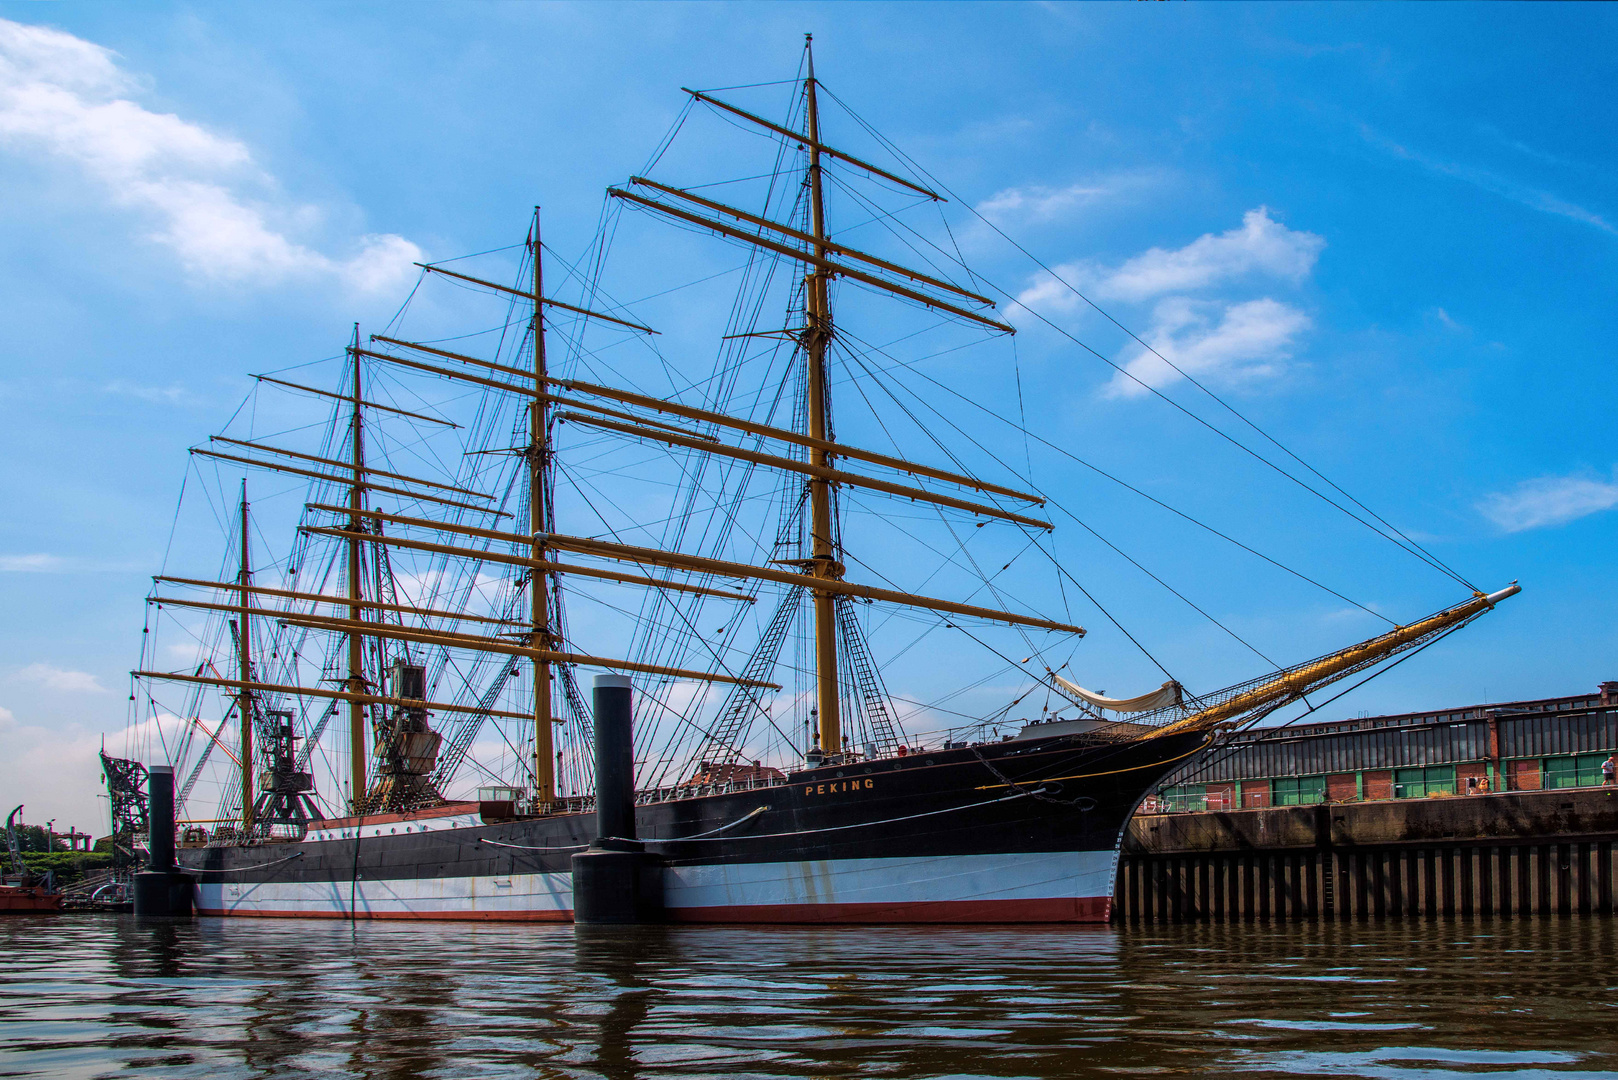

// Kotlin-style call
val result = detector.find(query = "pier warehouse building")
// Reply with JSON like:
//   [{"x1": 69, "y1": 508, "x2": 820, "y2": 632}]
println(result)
[
  {"x1": 1146, "y1": 681, "x2": 1618, "y2": 812},
  {"x1": 1116, "y1": 682, "x2": 1618, "y2": 923}
]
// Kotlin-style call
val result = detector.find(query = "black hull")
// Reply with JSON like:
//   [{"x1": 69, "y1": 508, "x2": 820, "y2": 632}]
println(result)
[{"x1": 187, "y1": 729, "x2": 1207, "y2": 923}]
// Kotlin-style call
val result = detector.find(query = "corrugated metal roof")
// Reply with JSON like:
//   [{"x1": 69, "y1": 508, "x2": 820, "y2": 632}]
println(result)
[
  {"x1": 1502, "y1": 712, "x2": 1618, "y2": 758},
  {"x1": 1210, "y1": 692, "x2": 1605, "y2": 746},
  {"x1": 1161, "y1": 697, "x2": 1616, "y2": 787}
]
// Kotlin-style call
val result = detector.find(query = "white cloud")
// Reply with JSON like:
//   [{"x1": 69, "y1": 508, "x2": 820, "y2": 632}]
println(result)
[
  {"x1": 1010, "y1": 266, "x2": 1094, "y2": 319},
  {"x1": 976, "y1": 171, "x2": 1164, "y2": 232},
  {"x1": 0, "y1": 553, "x2": 63, "y2": 572},
  {"x1": 0, "y1": 18, "x2": 422, "y2": 291},
  {"x1": 1012, "y1": 207, "x2": 1323, "y2": 397},
  {"x1": 979, "y1": 182, "x2": 1116, "y2": 224},
  {"x1": 1104, "y1": 297, "x2": 1311, "y2": 398},
  {"x1": 1013, "y1": 209, "x2": 1323, "y2": 312},
  {"x1": 1480, "y1": 469, "x2": 1618, "y2": 533},
  {"x1": 392, "y1": 569, "x2": 511, "y2": 619},
  {"x1": 0, "y1": 553, "x2": 138, "y2": 574},
  {"x1": 1095, "y1": 208, "x2": 1324, "y2": 303},
  {"x1": 12, "y1": 662, "x2": 107, "y2": 693},
  {"x1": 0, "y1": 707, "x2": 116, "y2": 831},
  {"x1": 1361, "y1": 124, "x2": 1615, "y2": 237},
  {"x1": 164, "y1": 642, "x2": 206, "y2": 666},
  {"x1": 101, "y1": 380, "x2": 189, "y2": 404}
]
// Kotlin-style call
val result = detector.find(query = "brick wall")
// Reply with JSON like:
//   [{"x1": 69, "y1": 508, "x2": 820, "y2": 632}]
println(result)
[
  {"x1": 1205, "y1": 782, "x2": 1236, "y2": 810},
  {"x1": 1326, "y1": 773, "x2": 1358, "y2": 802},
  {"x1": 1510, "y1": 758, "x2": 1542, "y2": 791},
  {"x1": 1457, "y1": 760, "x2": 1489, "y2": 793},
  {"x1": 1363, "y1": 769, "x2": 1393, "y2": 800},
  {"x1": 1241, "y1": 778, "x2": 1271, "y2": 809}
]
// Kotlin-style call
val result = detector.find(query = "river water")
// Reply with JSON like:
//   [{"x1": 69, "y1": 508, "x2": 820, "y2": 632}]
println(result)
[{"x1": 2, "y1": 915, "x2": 1614, "y2": 1079}]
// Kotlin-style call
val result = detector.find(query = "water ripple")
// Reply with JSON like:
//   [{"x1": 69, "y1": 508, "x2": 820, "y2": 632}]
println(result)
[{"x1": 0, "y1": 916, "x2": 1613, "y2": 1078}]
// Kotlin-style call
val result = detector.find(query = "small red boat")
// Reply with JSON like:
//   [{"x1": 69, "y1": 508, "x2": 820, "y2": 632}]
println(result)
[
  {"x1": 0, "y1": 883, "x2": 65, "y2": 913},
  {"x1": 3, "y1": 806, "x2": 64, "y2": 913}
]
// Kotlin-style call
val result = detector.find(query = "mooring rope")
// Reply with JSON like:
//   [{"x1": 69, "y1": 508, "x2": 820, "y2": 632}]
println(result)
[
  {"x1": 473, "y1": 806, "x2": 769, "y2": 852},
  {"x1": 177, "y1": 850, "x2": 305, "y2": 874},
  {"x1": 971, "y1": 746, "x2": 1098, "y2": 809},
  {"x1": 666, "y1": 805, "x2": 769, "y2": 840},
  {"x1": 478, "y1": 838, "x2": 589, "y2": 853}
]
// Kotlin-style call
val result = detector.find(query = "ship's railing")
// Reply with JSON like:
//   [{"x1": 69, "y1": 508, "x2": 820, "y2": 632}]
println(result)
[
  {"x1": 525, "y1": 776, "x2": 791, "y2": 816},
  {"x1": 544, "y1": 729, "x2": 1151, "y2": 817},
  {"x1": 636, "y1": 776, "x2": 791, "y2": 805}
]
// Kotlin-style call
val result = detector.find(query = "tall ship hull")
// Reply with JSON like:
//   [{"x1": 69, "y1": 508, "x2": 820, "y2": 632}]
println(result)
[{"x1": 188, "y1": 729, "x2": 1207, "y2": 923}]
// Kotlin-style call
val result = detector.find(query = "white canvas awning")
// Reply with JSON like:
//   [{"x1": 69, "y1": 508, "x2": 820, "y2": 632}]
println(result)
[{"x1": 1051, "y1": 675, "x2": 1183, "y2": 713}]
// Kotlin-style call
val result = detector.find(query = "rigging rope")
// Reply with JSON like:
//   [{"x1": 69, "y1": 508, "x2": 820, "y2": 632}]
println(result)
[
  {"x1": 813, "y1": 82, "x2": 1479, "y2": 593},
  {"x1": 837, "y1": 323, "x2": 1398, "y2": 626}
]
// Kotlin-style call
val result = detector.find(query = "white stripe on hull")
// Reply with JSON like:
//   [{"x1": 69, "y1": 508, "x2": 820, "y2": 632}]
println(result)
[
  {"x1": 665, "y1": 849, "x2": 1114, "y2": 910},
  {"x1": 196, "y1": 870, "x2": 573, "y2": 921},
  {"x1": 196, "y1": 849, "x2": 1117, "y2": 923}
]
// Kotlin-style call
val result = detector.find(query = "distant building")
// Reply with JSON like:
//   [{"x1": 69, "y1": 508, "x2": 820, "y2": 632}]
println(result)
[{"x1": 1144, "y1": 680, "x2": 1618, "y2": 813}]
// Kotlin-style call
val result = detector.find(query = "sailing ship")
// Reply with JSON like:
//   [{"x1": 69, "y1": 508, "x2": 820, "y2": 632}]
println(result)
[{"x1": 126, "y1": 41, "x2": 1516, "y2": 923}]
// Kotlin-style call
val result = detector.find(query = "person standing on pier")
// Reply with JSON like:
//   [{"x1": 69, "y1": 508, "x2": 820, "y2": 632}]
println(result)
[{"x1": 1603, "y1": 754, "x2": 1616, "y2": 786}]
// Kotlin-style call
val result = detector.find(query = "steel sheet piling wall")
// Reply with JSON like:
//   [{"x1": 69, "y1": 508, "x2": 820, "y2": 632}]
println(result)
[
  {"x1": 1116, "y1": 845, "x2": 1618, "y2": 922},
  {"x1": 1116, "y1": 787, "x2": 1618, "y2": 923}
]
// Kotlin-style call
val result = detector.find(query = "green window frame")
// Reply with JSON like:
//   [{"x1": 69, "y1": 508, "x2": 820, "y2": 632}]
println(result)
[
  {"x1": 1272, "y1": 775, "x2": 1326, "y2": 806},
  {"x1": 1393, "y1": 765, "x2": 1456, "y2": 799},
  {"x1": 1544, "y1": 754, "x2": 1609, "y2": 789}
]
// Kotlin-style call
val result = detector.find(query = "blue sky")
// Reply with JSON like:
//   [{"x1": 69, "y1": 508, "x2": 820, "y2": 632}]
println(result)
[{"x1": 2, "y1": 3, "x2": 1615, "y2": 830}]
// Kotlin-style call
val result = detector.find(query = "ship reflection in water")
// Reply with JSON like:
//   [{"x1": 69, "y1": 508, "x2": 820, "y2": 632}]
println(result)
[{"x1": 2, "y1": 917, "x2": 1614, "y2": 1079}]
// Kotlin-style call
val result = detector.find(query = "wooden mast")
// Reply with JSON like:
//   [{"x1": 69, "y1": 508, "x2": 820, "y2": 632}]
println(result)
[
  {"x1": 346, "y1": 325, "x2": 367, "y2": 812},
  {"x1": 802, "y1": 35, "x2": 842, "y2": 761},
  {"x1": 237, "y1": 482, "x2": 254, "y2": 834},
  {"x1": 529, "y1": 212, "x2": 556, "y2": 805}
]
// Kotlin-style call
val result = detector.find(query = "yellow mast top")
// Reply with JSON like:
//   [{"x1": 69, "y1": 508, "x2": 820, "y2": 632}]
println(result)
[
  {"x1": 237, "y1": 482, "x2": 254, "y2": 834},
  {"x1": 529, "y1": 210, "x2": 558, "y2": 804},
  {"x1": 801, "y1": 34, "x2": 845, "y2": 762},
  {"x1": 345, "y1": 325, "x2": 368, "y2": 812}
]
